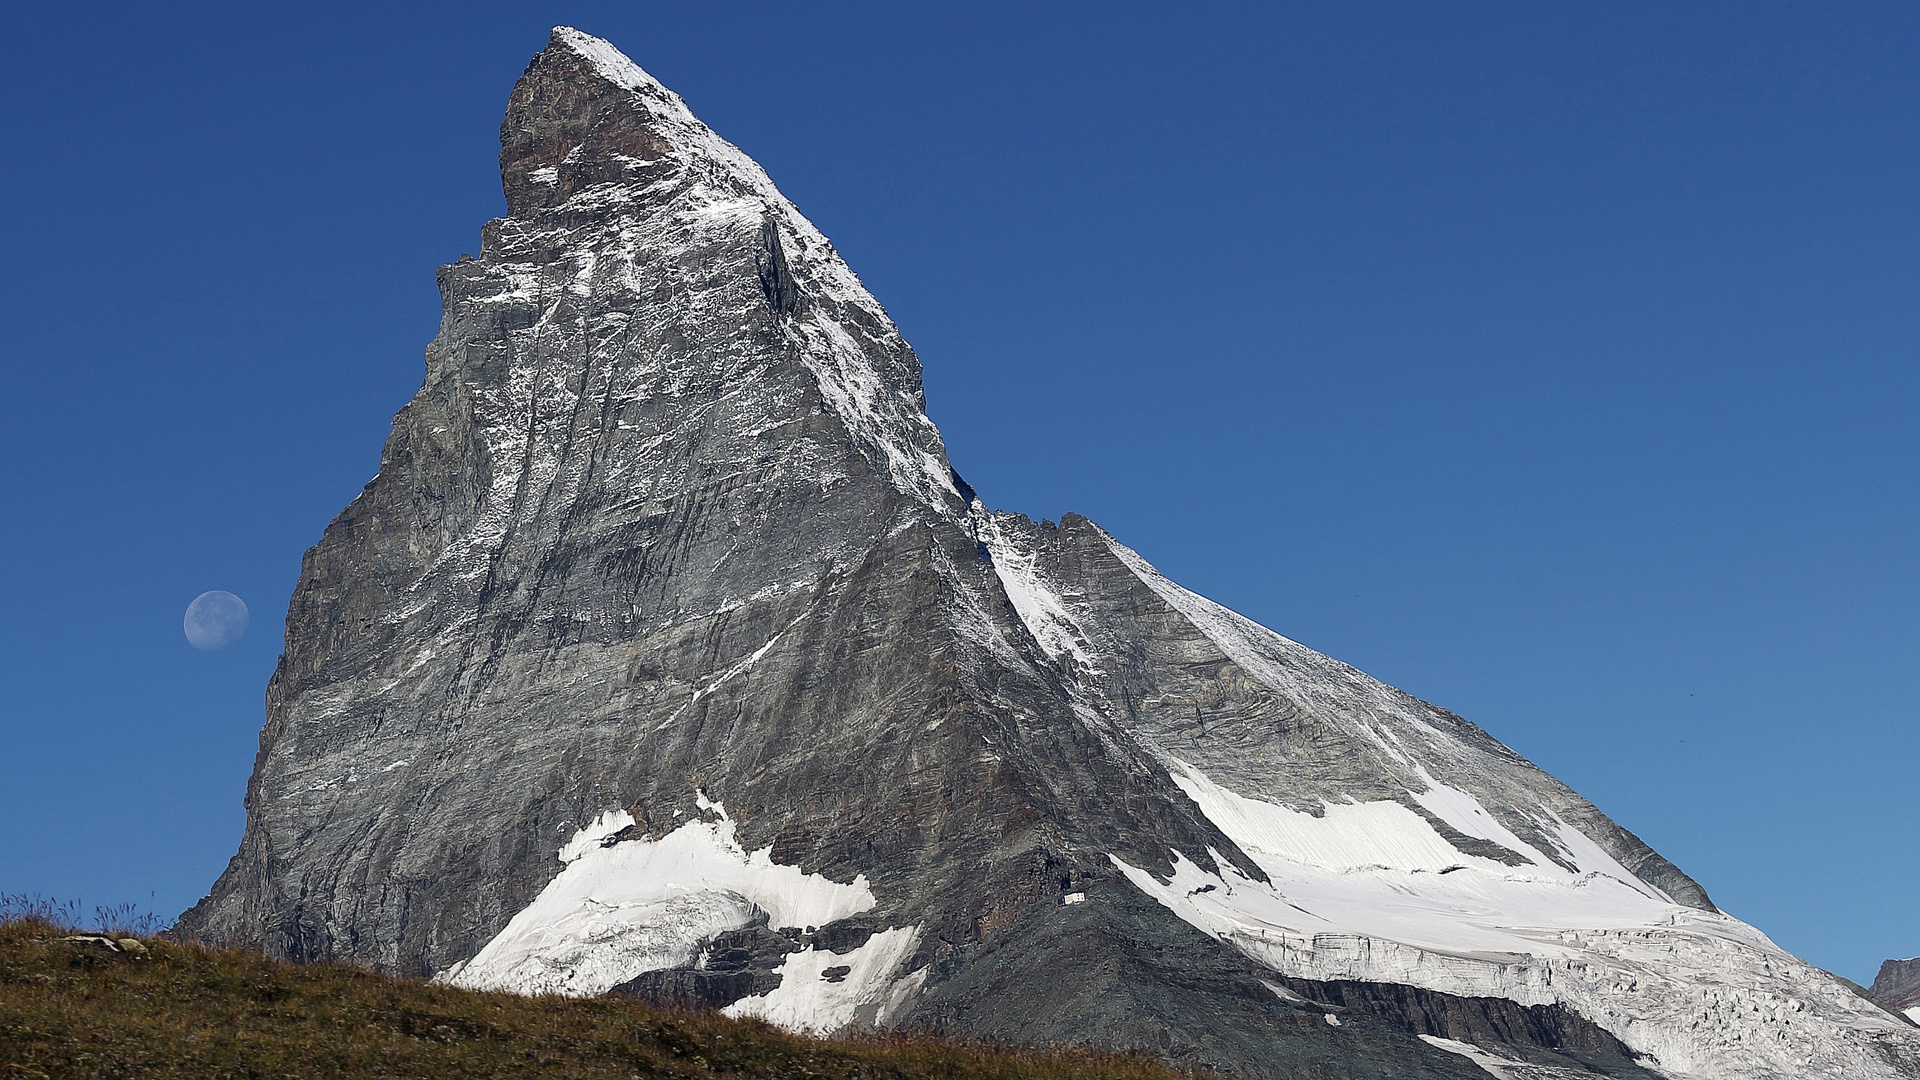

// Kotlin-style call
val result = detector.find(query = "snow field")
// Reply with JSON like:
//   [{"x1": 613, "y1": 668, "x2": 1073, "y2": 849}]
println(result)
[
  {"x1": 1114, "y1": 755, "x2": 1912, "y2": 1077},
  {"x1": 445, "y1": 801, "x2": 922, "y2": 1023},
  {"x1": 723, "y1": 926, "x2": 927, "y2": 1033}
]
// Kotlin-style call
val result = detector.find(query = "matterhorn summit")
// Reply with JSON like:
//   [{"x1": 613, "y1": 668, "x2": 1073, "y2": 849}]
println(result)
[{"x1": 177, "y1": 28, "x2": 1920, "y2": 1079}]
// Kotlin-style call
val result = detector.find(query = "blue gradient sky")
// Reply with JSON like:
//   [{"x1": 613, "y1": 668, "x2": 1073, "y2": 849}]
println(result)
[{"x1": 1, "y1": 2, "x2": 1914, "y2": 982}]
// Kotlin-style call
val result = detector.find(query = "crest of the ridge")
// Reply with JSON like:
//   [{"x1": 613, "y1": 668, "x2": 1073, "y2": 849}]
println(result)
[{"x1": 550, "y1": 26, "x2": 672, "y2": 98}]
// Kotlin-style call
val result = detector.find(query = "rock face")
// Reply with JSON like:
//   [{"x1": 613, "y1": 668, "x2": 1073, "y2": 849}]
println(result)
[
  {"x1": 1873, "y1": 959, "x2": 1920, "y2": 1023},
  {"x1": 177, "y1": 27, "x2": 1920, "y2": 1080}
]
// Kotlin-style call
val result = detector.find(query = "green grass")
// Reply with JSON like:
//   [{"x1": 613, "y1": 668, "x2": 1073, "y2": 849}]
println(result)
[{"x1": 0, "y1": 917, "x2": 1199, "y2": 1080}]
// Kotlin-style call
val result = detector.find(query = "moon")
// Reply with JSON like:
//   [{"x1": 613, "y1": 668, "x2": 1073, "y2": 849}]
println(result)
[{"x1": 184, "y1": 590, "x2": 249, "y2": 651}]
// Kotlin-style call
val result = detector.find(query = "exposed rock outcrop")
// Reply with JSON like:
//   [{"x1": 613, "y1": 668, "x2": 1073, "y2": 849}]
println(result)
[{"x1": 1874, "y1": 958, "x2": 1920, "y2": 1022}]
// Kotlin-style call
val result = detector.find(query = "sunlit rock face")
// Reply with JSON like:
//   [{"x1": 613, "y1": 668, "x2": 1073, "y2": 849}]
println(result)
[{"x1": 177, "y1": 28, "x2": 1920, "y2": 1080}]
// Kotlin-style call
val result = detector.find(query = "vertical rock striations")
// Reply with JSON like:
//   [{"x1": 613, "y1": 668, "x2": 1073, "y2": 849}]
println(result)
[{"x1": 179, "y1": 28, "x2": 1920, "y2": 1080}]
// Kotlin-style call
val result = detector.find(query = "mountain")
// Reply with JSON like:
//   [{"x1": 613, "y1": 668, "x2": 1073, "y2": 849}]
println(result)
[
  {"x1": 176, "y1": 27, "x2": 1920, "y2": 1080},
  {"x1": 1874, "y1": 959, "x2": 1920, "y2": 1024}
]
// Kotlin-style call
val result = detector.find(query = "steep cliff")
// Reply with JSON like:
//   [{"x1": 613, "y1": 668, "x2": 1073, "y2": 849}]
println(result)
[
  {"x1": 1874, "y1": 959, "x2": 1920, "y2": 1023},
  {"x1": 178, "y1": 28, "x2": 1920, "y2": 1080}
]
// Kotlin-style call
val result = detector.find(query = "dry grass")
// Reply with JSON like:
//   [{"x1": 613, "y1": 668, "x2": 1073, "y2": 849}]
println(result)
[{"x1": 0, "y1": 916, "x2": 1197, "y2": 1080}]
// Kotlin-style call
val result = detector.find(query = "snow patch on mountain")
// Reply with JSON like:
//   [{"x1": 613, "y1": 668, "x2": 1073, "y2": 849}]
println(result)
[
  {"x1": 444, "y1": 801, "x2": 878, "y2": 998},
  {"x1": 724, "y1": 926, "x2": 926, "y2": 1033},
  {"x1": 1118, "y1": 758, "x2": 1915, "y2": 1079},
  {"x1": 1419, "y1": 1035, "x2": 1592, "y2": 1079}
]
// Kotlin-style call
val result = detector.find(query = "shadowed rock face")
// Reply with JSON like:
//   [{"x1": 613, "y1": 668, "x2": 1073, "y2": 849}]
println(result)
[{"x1": 177, "y1": 27, "x2": 1920, "y2": 1080}]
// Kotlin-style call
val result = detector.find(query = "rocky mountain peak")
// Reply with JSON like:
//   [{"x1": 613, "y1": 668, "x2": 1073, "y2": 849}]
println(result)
[
  {"x1": 176, "y1": 28, "x2": 1920, "y2": 1080},
  {"x1": 500, "y1": 28, "x2": 707, "y2": 216},
  {"x1": 481, "y1": 27, "x2": 960, "y2": 514}
]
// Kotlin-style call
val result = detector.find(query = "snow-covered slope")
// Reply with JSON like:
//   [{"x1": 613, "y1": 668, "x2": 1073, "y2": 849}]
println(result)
[
  {"x1": 1117, "y1": 760, "x2": 1903, "y2": 1078},
  {"x1": 971, "y1": 513, "x2": 1919, "y2": 1078},
  {"x1": 443, "y1": 796, "x2": 924, "y2": 1031}
]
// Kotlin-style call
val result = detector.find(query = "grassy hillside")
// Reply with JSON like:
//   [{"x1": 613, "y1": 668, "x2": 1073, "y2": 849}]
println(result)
[{"x1": 0, "y1": 917, "x2": 1196, "y2": 1080}]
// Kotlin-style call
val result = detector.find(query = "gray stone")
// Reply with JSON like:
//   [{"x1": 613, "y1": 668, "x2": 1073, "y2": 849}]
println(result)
[{"x1": 1874, "y1": 959, "x2": 1920, "y2": 1016}]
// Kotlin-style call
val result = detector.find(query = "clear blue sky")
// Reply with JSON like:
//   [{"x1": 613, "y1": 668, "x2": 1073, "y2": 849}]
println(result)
[{"x1": 1, "y1": 2, "x2": 1913, "y2": 983}]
